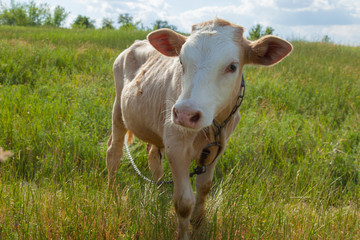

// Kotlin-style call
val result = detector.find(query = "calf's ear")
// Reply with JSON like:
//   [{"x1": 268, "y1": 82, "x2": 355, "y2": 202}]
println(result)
[
  {"x1": 147, "y1": 29, "x2": 186, "y2": 57},
  {"x1": 245, "y1": 35, "x2": 293, "y2": 66}
]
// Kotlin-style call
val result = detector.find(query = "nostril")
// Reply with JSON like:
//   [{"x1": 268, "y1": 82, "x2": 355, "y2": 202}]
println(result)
[{"x1": 190, "y1": 112, "x2": 201, "y2": 123}]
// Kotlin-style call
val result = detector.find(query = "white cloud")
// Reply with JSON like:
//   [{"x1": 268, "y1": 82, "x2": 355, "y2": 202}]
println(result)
[
  {"x1": 286, "y1": 24, "x2": 360, "y2": 45},
  {"x1": 322, "y1": 24, "x2": 360, "y2": 45},
  {"x1": 312, "y1": 0, "x2": 334, "y2": 11},
  {"x1": 253, "y1": 0, "x2": 276, "y2": 7},
  {"x1": 275, "y1": 0, "x2": 313, "y2": 11},
  {"x1": 339, "y1": 0, "x2": 360, "y2": 17},
  {"x1": 4, "y1": 0, "x2": 359, "y2": 45},
  {"x1": 114, "y1": 0, "x2": 170, "y2": 26},
  {"x1": 168, "y1": 5, "x2": 248, "y2": 31},
  {"x1": 160, "y1": 1, "x2": 261, "y2": 33},
  {"x1": 274, "y1": 0, "x2": 334, "y2": 12},
  {"x1": 139, "y1": 0, "x2": 169, "y2": 9}
]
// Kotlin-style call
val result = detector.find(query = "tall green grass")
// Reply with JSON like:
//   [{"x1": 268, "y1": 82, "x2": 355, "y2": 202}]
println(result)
[{"x1": 0, "y1": 26, "x2": 359, "y2": 239}]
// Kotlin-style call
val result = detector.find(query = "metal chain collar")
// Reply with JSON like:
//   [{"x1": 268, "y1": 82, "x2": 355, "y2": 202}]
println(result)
[{"x1": 191, "y1": 75, "x2": 246, "y2": 176}]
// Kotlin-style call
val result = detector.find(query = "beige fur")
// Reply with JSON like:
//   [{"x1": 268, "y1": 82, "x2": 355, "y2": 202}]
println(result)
[{"x1": 106, "y1": 18, "x2": 292, "y2": 239}]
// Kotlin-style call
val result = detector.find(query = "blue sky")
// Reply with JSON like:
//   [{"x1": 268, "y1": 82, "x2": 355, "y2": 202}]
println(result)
[{"x1": 2, "y1": 0, "x2": 360, "y2": 45}]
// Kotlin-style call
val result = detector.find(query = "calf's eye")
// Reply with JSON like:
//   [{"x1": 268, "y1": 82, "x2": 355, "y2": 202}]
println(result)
[{"x1": 225, "y1": 63, "x2": 238, "y2": 73}]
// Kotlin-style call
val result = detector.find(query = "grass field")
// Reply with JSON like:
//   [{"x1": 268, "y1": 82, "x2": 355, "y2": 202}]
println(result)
[{"x1": 0, "y1": 26, "x2": 359, "y2": 239}]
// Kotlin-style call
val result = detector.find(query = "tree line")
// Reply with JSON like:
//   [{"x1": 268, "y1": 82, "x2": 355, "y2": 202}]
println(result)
[
  {"x1": 0, "y1": 0, "x2": 274, "y2": 39},
  {"x1": 0, "y1": 1, "x2": 67, "y2": 27},
  {"x1": 0, "y1": 1, "x2": 178, "y2": 31}
]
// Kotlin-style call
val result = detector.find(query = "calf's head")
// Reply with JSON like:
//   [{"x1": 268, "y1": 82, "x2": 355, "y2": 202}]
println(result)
[{"x1": 148, "y1": 19, "x2": 292, "y2": 130}]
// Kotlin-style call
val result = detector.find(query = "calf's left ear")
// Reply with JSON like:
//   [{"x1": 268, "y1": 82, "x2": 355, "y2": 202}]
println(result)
[
  {"x1": 245, "y1": 35, "x2": 293, "y2": 66},
  {"x1": 147, "y1": 29, "x2": 187, "y2": 57}
]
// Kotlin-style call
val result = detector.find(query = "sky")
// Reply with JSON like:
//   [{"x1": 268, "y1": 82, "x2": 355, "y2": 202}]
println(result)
[{"x1": 2, "y1": 0, "x2": 360, "y2": 45}]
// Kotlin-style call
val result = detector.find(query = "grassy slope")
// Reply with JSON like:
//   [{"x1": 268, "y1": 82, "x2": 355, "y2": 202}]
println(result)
[{"x1": 0, "y1": 26, "x2": 359, "y2": 239}]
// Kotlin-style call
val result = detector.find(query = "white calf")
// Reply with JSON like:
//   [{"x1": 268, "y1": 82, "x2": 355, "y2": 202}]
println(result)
[{"x1": 106, "y1": 18, "x2": 292, "y2": 239}]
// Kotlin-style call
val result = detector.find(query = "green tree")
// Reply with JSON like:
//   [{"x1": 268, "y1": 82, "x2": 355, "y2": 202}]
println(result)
[
  {"x1": 0, "y1": 1, "x2": 68, "y2": 27},
  {"x1": 322, "y1": 35, "x2": 332, "y2": 44},
  {"x1": 117, "y1": 13, "x2": 139, "y2": 30},
  {"x1": 44, "y1": 6, "x2": 68, "y2": 27},
  {"x1": 51, "y1": 6, "x2": 68, "y2": 27},
  {"x1": 0, "y1": 0, "x2": 29, "y2": 25},
  {"x1": 248, "y1": 24, "x2": 274, "y2": 41},
  {"x1": 102, "y1": 17, "x2": 114, "y2": 29},
  {"x1": 118, "y1": 13, "x2": 132, "y2": 26},
  {"x1": 26, "y1": 1, "x2": 49, "y2": 26},
  {"x1": 153, "y1": 20, "x2": 177, "y2": 31},
  {"x1": 72, "y1": 15, "x2": 95, "y2": 29}
]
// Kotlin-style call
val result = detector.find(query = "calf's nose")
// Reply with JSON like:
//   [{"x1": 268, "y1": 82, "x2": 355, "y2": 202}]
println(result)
[{"x1": 172, "y1": 106, "x2": 202, "y2": 129}]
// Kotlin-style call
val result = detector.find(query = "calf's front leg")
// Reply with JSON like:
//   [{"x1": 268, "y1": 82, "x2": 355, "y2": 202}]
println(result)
[
  {"x1": 191, "y1": 160, "x2": 217, "y2": 230},
  {"x1": 167, "y1": 146, "x2": 195, "y2": 240}
]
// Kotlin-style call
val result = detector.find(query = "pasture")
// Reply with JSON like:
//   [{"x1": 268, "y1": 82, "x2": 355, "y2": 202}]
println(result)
[{"x1": 0, "y1": 26, "x2": 359, "y2": 239}]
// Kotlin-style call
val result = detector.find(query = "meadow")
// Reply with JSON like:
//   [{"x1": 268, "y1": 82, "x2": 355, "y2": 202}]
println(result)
[{"x1": 0, "y1": 26, "x2": 359, "y2": 239}]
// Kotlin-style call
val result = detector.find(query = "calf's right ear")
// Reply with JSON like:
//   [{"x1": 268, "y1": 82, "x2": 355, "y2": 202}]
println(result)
[{"x1": 147, "y1": 29, "x2": 187, "y2": 57}]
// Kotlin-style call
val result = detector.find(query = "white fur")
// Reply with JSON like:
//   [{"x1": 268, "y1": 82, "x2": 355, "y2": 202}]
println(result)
[{"x1": 174, "y1": 25, "x2": 241, "y2": 129}]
